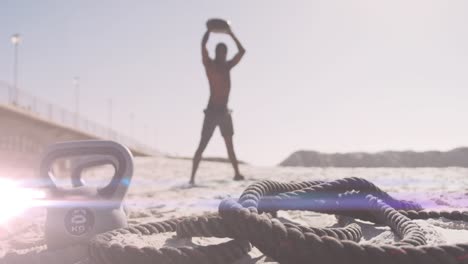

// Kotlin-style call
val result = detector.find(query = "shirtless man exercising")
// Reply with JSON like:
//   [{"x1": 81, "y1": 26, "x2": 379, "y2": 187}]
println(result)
[{"x1": 189, "y1": 28, "x2": 246, "y2": 185}]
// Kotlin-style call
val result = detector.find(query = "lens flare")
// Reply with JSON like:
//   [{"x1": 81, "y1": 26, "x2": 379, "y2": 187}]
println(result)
[{"x1": 0, "y1": 179, "x2": 45, "y2": 224}]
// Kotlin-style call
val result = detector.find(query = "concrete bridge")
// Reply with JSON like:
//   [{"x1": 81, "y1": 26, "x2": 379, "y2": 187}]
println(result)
[{"x1": 0, "y1": 81, "x2": 156, "y2": 174}]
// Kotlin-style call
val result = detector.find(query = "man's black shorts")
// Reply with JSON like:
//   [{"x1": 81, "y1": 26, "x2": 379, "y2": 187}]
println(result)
[{"x1": 201, "y1": 108, "x2": 234, "y2": 138}]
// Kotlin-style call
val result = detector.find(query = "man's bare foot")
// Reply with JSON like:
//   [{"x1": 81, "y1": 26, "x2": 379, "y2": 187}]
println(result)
[{"x1": 233, "y1": 174, "x2": 245, "y2": 181}]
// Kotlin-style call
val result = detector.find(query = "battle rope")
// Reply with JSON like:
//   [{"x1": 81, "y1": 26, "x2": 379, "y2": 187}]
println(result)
[
  {"x1": 89, "y1": 177, "x2": 468, "y2": 264},
  {"x1": 89, "y1": 216, "x2": 251, "y2": 264},
  {"x1": 218, "y1": 177, "x2": 468, "y2": 263}
]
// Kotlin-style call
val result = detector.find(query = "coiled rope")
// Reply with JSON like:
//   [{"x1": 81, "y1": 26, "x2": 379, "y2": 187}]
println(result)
[
  {"x1": 89, "y1": 216, "x2": 252, "y2": 264},
  {"x1": 216, "y1": 177, "x2": 468, "y2": 263},
  {"x1": 4, "y1": 177, "x2": 468, "y2": 263}
]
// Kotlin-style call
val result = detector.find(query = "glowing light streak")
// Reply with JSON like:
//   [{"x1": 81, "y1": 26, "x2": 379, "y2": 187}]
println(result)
[{"x1": 0, "y1": 179, "x2": 45, "y2": 224}]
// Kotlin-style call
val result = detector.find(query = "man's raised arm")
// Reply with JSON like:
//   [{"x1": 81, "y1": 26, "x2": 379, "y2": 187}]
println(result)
[
  {"x1": 202, "y1": 30, "x2": 211, "y2": 65},
  {"x1": 227, "y1": 30, "x2": 246, "y2": 68}
]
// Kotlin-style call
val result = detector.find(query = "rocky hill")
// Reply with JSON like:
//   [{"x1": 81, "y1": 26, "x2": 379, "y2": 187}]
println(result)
[{"x1": 280, "y1": 148, "x2": 468, "y2": 167}]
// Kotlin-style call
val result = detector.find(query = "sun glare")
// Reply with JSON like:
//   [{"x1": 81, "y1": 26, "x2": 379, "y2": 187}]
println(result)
[{"x1": 0, "y1": 179, "x2": 45, "y2": 224}]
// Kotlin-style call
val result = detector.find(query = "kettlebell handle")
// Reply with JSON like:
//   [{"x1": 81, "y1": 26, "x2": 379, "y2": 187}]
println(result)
[
  {"x1": 70, "y1": 155, "x2": 119, "y2": 188},
  {"x1": 40, "y1": 140, "x2": 133, "y2": 202},
  {"x1": 70, "y1": 155, "x2": 118, "y2": 187}
]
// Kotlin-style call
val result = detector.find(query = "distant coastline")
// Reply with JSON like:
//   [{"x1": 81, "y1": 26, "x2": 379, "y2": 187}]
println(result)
[{"x1": 280, "y1": 147, "x2": 468, "y2": 168}]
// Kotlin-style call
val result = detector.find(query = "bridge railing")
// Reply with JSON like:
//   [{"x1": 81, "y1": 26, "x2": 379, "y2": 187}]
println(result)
[{"x1": 0, "y1": 81, "x2": 156, "y2": 156}]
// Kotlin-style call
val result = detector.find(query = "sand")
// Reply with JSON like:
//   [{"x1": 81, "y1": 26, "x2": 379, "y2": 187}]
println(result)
[{"x1": 1, "y1": 155, "x2": 468, "y2": 263}]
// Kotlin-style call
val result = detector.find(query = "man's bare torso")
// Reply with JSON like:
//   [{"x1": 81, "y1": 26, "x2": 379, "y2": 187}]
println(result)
[{"x1": 205, "y1": 60, "x2": 231, "y2": 109}]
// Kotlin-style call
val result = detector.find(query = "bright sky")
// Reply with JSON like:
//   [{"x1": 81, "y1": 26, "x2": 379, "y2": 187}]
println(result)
[{"x1": 1, "y1": 0, "x2": 468, "y2": 166}]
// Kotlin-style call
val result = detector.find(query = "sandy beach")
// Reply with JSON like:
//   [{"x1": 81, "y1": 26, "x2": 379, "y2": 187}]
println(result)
[{"x1": 1, "y1": 155, "x2": 468, "y2": 263}]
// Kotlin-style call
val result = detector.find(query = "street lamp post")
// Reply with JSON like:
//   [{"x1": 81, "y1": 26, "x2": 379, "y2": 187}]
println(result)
[
  {"x1": 10, "y1": 34, "x2": 21, "y2": 104},
  {"x1": 73, "y1": 77, "x2": 80, "y2": 115},
  {"x1": 108, "y1": 99, "x2": 113, "y2": 138},
  {"x1": 130, "y1": 113, "x2": 134, "y2": 138},
  {"x1": 73, "y1": 77, "x2": 80, "y2": 127}
]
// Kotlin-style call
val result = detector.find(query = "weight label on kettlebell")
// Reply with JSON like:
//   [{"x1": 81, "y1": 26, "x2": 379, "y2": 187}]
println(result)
[{"x1": 65, "y1": 208, "x2": 95, "y2": 236}]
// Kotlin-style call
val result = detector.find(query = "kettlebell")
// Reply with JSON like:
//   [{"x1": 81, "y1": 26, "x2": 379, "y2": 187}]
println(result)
[{"x1": 40, "y1": 140, "x2": 133, "y2": 251}]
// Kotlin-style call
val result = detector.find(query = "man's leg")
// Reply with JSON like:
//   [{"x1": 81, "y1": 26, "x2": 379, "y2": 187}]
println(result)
[
  {"x1": 190, "y1": 114, "x2": 216, "y2": 184},
  {"x1": 220, "y1": 112, "x2": 244, "y2": 180},
  {"x1": 223, "y1": 136, "x2": 244, "y2": 180}
]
